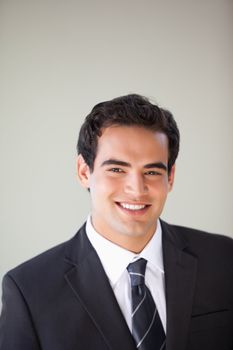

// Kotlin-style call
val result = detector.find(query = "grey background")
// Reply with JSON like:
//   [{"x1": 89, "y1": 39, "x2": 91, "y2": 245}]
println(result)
[{"x1": 1, "y1": 0, "x2": 233, "y2": 297}]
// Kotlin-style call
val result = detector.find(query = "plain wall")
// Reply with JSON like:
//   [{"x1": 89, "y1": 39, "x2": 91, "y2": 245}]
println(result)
[{"x1": 1, "y1": 0, "x2": 233, "y2": 296}]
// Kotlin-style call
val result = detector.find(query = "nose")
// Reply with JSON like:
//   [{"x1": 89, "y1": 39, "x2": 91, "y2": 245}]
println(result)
[{"x1": 124, "y1": 172, "x2": 148, "y2": 197}]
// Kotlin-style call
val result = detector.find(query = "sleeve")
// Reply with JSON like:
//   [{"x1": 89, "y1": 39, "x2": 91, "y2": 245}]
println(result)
[{"x1": 0, "y1": 273, "x2": 41, "y2": 350}]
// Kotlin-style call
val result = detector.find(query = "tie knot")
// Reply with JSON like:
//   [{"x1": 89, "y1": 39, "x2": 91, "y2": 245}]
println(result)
[{"x1": 127, "y1": 258, "x2": 147, "y2": 287}]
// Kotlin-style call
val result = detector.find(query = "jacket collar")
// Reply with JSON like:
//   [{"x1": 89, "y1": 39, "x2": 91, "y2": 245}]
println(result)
[
  {"x1": 161, "y1": 220, "x2": 197, "y2": 350},
  {"x1": 64, "y1": 223, "x2": 136, "y2": 350},
  {"x1": 64, "y1": 221, "x2": 197, "y2": 350}
]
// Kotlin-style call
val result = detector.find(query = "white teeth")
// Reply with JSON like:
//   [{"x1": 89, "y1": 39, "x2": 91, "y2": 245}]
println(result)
[{"x1": 120, "y1": 203, "x2": 146, "y2": 210}]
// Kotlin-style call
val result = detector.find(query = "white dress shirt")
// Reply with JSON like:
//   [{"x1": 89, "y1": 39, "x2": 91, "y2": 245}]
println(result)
[{"x1": 85, "y1": 216, "x2": 167, "y2": 333}]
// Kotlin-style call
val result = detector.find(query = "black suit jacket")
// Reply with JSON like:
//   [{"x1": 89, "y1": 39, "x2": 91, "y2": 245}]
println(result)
[{"x1": 0, "y1": 221, "x2": 233, "y2": 350}]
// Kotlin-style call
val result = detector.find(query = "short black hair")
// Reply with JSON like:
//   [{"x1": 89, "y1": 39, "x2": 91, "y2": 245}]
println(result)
[{"x1": 77, "y1": 94, "x2": 180, "y2": 174}]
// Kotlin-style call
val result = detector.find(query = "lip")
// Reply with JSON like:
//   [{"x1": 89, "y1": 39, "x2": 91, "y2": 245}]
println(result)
[{"x1": 115, "y1": 202, "x2": 151, "y2": 216}]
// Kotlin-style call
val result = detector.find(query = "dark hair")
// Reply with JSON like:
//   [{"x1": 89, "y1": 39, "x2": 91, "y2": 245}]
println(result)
[{"x1": 77, "y1": 94, "x2": 180, "y2": 174}]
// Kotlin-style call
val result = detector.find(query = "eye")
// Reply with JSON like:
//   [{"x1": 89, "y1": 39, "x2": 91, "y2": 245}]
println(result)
[
  {"x1": 145, "y1": 170, "x2": 161, "y2": 176},
  {"x1": 109, "y1": 168, "x2": 124, "y2": 173}
]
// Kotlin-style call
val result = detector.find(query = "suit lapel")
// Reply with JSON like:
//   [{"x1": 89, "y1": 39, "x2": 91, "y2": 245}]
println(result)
[
  {"x1": 64, "y1": 225, "x2": 136, "y2": 350},
  {"x1": 161, "y1": 221, "x2": 197, "y2": 350},
  {"x1": 64, "y1": 221, "x2": 197, "y2": 350}
]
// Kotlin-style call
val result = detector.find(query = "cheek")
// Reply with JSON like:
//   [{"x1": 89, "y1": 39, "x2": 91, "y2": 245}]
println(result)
[
  {"x1": 90, "y1": 174, "x2": 120, "y2": 196},
  {"x1": 149, "y1": 177, "x2": 169, "y2": 192}
]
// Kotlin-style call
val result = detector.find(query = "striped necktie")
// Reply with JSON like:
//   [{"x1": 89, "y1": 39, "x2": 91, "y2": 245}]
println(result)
[{"x1": 127, "y1": 258, "x2": 166, "y2": 350}]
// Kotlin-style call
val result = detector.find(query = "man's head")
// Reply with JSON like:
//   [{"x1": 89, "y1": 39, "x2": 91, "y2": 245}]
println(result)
[
  {"x1": 77, "y1": 94, "x2": 180, "y2": 252},
  {"x1": 77, "y1": 94, "x2": 179, "y2": 175}
]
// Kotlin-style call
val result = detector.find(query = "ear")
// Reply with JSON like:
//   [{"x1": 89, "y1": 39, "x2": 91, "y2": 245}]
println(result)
[
  {"x1": 77, "y1": 154, "x2": 91, "y2": 189},
  {"x1": 168, "y1": 164, "x2": 175, "y2": 192}
]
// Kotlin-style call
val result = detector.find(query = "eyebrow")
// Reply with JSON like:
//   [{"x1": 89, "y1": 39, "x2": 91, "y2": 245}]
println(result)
[{"x1": 101, "y1": 159, "x2": 167, "y2": 171}]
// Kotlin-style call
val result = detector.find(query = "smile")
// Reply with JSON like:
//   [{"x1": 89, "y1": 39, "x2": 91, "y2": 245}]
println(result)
[{"x1": 117, "y1": 202, "x2": 149, "y2": 211}]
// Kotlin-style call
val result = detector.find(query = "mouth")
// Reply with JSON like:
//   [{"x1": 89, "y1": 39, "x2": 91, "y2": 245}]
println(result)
[{"x1": 116, "y1": 202, "x2": 151, "y2": 215}]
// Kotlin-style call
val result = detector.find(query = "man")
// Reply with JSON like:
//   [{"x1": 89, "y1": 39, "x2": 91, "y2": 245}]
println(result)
[{"x1": 0, "y1": 94, "x2": 232, "y2": 350}]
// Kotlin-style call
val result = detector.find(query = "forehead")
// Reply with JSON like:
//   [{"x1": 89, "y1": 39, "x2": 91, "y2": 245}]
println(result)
[{"x1": 95, "y1": 126, "x2": 169, "y2": 163}]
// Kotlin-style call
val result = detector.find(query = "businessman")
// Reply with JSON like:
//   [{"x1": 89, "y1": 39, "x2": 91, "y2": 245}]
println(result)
[{"x1": 0, "y1": 94, "x2": 232, "y2": 350}]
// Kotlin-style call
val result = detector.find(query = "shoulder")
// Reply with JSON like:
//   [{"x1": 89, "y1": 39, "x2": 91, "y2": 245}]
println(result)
[
  {"x1": 161, "y1": 219, "x2": 232, "y2": 243},
  {"x1": 4, "y1": 224, "x2": 87, "y2": 288},
  {"x1": 4, "y1": 240, "x2": 69, "y2": 291},
  {"x1": 161, "y1": 220, "x2": 233, "y2": 300},
  {"x1": 161, "y1": 219, "x2": 233, "y2": 260}
]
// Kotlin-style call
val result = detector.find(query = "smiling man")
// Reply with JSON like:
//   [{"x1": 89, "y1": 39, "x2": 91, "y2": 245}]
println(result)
[
  {"x1": 0, "y1": 94, "x2": 232, "y2": 350},
  {"x1": 78, "y1": 125, "x2": 174, "y2": 253}
]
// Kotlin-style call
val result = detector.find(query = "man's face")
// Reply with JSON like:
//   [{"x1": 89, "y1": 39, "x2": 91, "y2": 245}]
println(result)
[{"x1": 78, "y1": 125, "x2": 175, "y2": 252}]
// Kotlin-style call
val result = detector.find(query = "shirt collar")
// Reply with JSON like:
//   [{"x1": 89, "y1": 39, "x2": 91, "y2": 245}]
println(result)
[{"x1": 85, "y1": 215, "x2": 164, "y2": 287}]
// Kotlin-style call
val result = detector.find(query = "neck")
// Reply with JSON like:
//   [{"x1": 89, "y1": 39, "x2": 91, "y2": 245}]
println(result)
[{"x1": 96, "y1": 228, "x2": 155, "y2": 253}]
